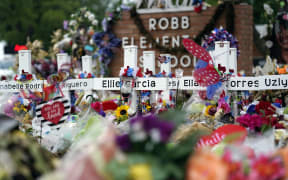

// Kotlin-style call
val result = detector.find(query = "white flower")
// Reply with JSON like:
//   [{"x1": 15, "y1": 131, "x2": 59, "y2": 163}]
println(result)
[
  {"x1": 84, "y1": 11, "x2": 90, "y2": 18},
  {"x1": 72, "y1": 43, "x2": 77, "y2": 50},
  {"x1": 69, "y1": 20, "x2": 77, "y2": 26},
  {"x1": 92, "y1": 19, "x2": 98, "y2": 26},
  {"x1": 88, "y1": 14, "x2": 95, "y2": 21},
  {"x1": 107, "y1": 17, "x2": 112, "y2": 21},
  {"x1": 264, "y1": 4, "x2": 273, "y2": 15},
  {"x1": 132, "y1": 131, "x2": 147, "y2": 142},
  {"x1": 265, "y1": 40, "x2": 273, "y2": 48},
  {"x1": 89, "y1": 38, "x2": 94, "y2": 45},
  {"x1": 132, "y1": 122, "x2": 142, "y2": 132},
  {"x1": 79, "y1": 29, "x2": 85, "y2": 35},
  {"x1": 150, "y1": 128, "x2": 161, "y2": 143}
]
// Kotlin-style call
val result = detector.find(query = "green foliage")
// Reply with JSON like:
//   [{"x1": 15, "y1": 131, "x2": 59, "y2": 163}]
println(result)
[
  {"x1": 253, "y1": 0, "x2": 282, "y2": 25},
  {"x1": 0, "y1": 0, "x2": 111, "y2": 48}
]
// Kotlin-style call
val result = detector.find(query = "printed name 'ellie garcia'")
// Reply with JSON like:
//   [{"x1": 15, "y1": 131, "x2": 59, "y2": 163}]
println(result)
[{"x1": 102, "y1": 79, "x2": 156, "y2": 88}]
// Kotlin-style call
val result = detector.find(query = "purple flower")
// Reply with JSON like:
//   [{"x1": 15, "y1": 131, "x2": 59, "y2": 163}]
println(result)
[
  {"x1": 102, "y1": 18, "x2": 108, "y2": 32},
  {"x1": 116, "y1": 134, "x2": 131, "y2": 151},
  {"x1": 129, "y1": 114, "x2": 174, "y2": 143},
  {"x1": 63, "y1": 20, "x2": 68, "y2": 30}
]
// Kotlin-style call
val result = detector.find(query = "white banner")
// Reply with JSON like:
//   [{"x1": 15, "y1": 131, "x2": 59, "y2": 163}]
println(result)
[
  {"x1": 94, "y1": 78, "x2": 168, "y2": 90},
  {"x1": 94, "y1": 78, "x2": 120, "y2": 90},
  {"x1": 0, "y1": 80, "x2": 44, "y2": 92},
  {"x1": 3, "y1": 75, "x2": 288, "y2": 92},
  {"x1": 61, "y1": 79, "x2": 93, "y2": 91},
  {"x1": 134, "y1": 78, "x2": 168, "y2": 90},
  {"x1": 228, "y1": 75, "x2": 288, "y2": 91}
]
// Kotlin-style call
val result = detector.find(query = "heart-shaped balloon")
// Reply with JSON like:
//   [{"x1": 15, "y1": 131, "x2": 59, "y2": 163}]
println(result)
[
  {"x1": 183, "y1": 38, "x2": 212, "y2": 62},
  {"x1": 41, "y1": 101, "x2": 65, "y2": 124},
  {"x1": 193, "y1": 66, "x2": 220, "y2": 86}
]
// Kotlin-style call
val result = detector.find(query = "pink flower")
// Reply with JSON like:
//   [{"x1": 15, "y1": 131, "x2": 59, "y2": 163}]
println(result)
[
  {"x1": 218, "y1": 98, "x2": 231, "y2": 114},
  {"x1": 236, "y1": 114, "x2": 263, "y2": 130}
]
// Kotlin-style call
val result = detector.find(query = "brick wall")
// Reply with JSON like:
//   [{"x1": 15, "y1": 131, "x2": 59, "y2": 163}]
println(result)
[{"x1": 109, "y1": 4, "x2": 253, "y2": 76}]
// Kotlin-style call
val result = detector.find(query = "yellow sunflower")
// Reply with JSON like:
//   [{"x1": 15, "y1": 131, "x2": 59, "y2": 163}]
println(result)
[
  {"x1": 204, "y1": 105, "x2": 217, "y2": 117},
  {"x1": 115, "y1": 105, "x2": 129, "y2": 122}
]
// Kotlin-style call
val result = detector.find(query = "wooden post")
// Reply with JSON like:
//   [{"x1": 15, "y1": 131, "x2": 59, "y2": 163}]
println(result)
[{"x1": 18, "y1": 50, "x2": 32, "y2": 74}]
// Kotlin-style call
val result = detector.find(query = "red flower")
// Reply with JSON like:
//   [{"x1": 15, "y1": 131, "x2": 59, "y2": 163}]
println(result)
[
  {"x1": 255, "y1": 101, "x2": 276, "y2": 116},
  {"x1": 102, "y1": 100, "x2": 118, "y2": 111},
  {"x1": 26, "y1": 74, "x2": 32, "y2": 80},
  {"x1": 136, "y1": 69, "x2": 143, "y2": 77},
  {"x1": 91, "y1": 102, "x2": 102, "y2": 112},
  {"x1": 14, "y1": 75, "x2": 18, "y2": 81},
  {"x1": 275, "y1": 98, "x2": 282, "y2": 105},
  {"x1": 87, "y1": 73, "x2": 92, "y2": 78}
]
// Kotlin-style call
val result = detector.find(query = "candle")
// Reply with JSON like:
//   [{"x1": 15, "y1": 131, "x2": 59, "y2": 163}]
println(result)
[{"x1": 18, "y1": 50, "x2": 32, "y2": 74}]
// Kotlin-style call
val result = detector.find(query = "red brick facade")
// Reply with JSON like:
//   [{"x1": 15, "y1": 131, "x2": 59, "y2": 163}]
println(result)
[{"x1": 109, "y1": 4, "x2": 253, "y2": 76}]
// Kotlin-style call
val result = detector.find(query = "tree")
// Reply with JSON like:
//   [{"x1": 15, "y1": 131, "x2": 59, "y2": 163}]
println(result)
[{"x1": 0, "y1": 0, "x2": 111, "y2": 50}]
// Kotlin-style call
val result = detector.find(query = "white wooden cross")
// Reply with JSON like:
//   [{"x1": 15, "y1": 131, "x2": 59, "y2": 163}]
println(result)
[
  {"x1": 229, "y1": 48, "x2": 237, "y2": 75},
  {"x1": 124, "y1": 45, "x2": 138, "y2": 68},
  {"x1": 143, "y1": 51, "x2": 156, "y2": 74},
  {"x1": 143, "y1": 51, "x2": 157, "y2": 103},
  {"x1": 57, "y1": 53, "x2": 71, "y2": 103},
  {"x1": 123, "y1": 46, "x2": 138, "y2": 114},
  {"x1": 57, "y1": 53, "x2": 70, "y2": 71},
  {"x1": 82, "y1": 55, "x2": 93, "y2": 99},
  {"x1": 18, "y1": 50, "x2": 32, "y2": 74},
  {"x1": 214, "y1": 41, "x2": 230, "y2": 73},
  {"x1": 159, "y1": 53, "x2": 171, "y2": 104}
]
